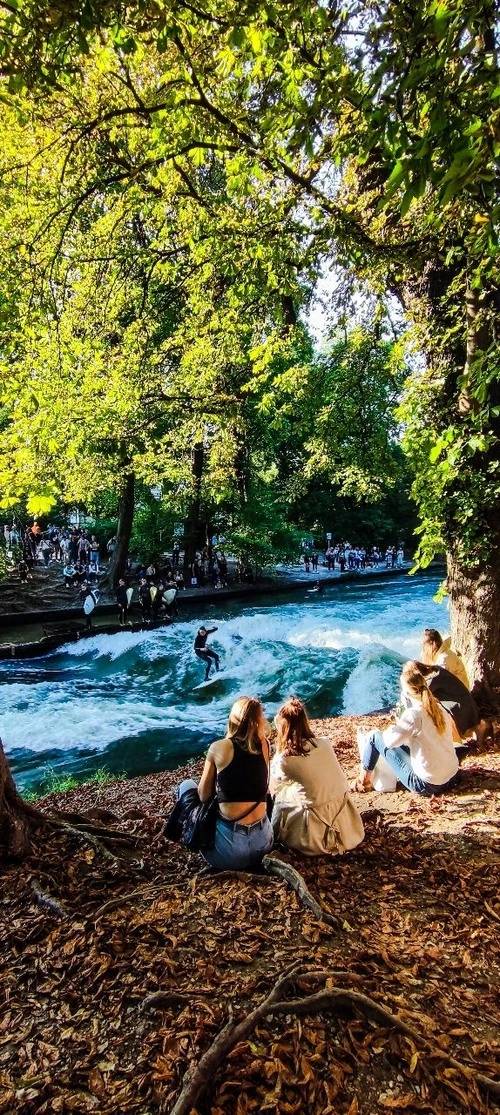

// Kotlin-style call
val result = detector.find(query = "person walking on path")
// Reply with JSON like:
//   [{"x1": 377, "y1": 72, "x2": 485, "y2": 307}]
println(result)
[{"x1": 194, "y1": 625, "x2": 220, "y2": 681}]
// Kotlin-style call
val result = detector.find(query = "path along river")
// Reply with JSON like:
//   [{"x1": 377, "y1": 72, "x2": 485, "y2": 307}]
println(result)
[{"x1": 1, "y1": 572, "x2": 445, "y2": 791}]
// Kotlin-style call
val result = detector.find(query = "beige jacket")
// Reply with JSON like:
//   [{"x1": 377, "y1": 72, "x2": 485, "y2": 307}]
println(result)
[
  {"x1": 270, "y1": 736, "x2": 364, "y2": 857},
  {"x1": 436, "y1": 646, "x2": 469, "y2": 690}
]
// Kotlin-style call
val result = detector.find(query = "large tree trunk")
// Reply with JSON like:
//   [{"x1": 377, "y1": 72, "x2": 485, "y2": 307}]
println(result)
[
  {"x1": 448, "y1": 546, "x2": 500, "y2": 706},
  {"x1": 108, "y1": 471, "x2": 135, "y2": 589},
  {"x1": 0, "y1": 738, "x2": 43, "y2": 859},
  {"x1": 183, "y1": 443, "x2": 205, "y2": 572}
]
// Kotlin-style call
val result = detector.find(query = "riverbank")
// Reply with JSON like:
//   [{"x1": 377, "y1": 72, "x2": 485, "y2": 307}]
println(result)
[
  {"x1": 2, "y1": 715, "x2": 499, "y2": 1115},
  {"x1": 0, "y1": 563, "x2": 421, "y2": 658}
]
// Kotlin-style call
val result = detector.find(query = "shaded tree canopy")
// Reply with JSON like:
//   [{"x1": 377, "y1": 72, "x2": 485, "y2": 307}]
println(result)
[{"x1": 0, "y1": 0, "x2": 498, "y2": 685}]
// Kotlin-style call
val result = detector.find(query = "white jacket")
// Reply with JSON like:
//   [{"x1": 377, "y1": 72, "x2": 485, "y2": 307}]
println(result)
[{"x1": 383, "y1": 699, "x2": 458, "y2": 785}]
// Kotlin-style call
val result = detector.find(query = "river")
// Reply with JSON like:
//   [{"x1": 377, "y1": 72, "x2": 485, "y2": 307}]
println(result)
[{"x1": 1, "y1": 572, "x2": 445, "y2": 791}]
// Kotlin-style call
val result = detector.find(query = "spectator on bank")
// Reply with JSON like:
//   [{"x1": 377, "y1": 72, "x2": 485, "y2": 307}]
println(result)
[
  {"x1": 421, "y1": 629, "x2": 469, "y2": 690},
  {"x1": 63, "y1": 562, "x2": 77, "y2": 588},
  {"x1": 18, "y1": 558, "x2": 30, "y2": 583},
  {"x1": 172, "y1": 541, "x2": 180, "y2": 568},
  {"x1": 270, "y1": 697, "x2": 364, "y2": 856},
  {"x1": 87, "y1": 560, "x2": 99, "y2": 584},
  {"x1": 89, "y1": 536, "x2": 100, "y2": 570},
  {"x1": 355, "y1": 661, "x2": 459, "y2": 796},
  {"x1": 176, "y1": 696, "x2": 273, "y2": 871},
  {"x1": 116, "y1": 578, "x2": 129, "y2": 626},
  {"x1": 174, "y1": 570, "x2": 184, "y2": 591}
]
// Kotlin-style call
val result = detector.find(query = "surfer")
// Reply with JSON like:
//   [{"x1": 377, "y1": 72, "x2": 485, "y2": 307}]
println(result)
[
  {"x1": 82, "y1": 582, "x2": 99, "y2": 631},
  {"x1": 116, "y1": 578, "x2": 129, "y2": 626},
  {"x1": 194, "y1": 625, "x2": 220, "y2": 681}
]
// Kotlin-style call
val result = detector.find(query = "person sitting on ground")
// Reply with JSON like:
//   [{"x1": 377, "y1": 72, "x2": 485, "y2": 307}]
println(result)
[
  {"x1": 270, "y1": 698, "x2": 364, "y2": 856},
  {"x1": 63, "y1": 562, "x2": 77, "y2": 588},
  {"x1": 414, "y1": 661, "x2": 491, "y2": 745},
  {"x1": 421, "y1": 628, "x2": 469, "y2": 690},
  {"x1": 355, "y1": 660, "x2": 459, "y2": 796},
  {"x1": 176, "y1": 696, "x2": 273, "y2": 871}
]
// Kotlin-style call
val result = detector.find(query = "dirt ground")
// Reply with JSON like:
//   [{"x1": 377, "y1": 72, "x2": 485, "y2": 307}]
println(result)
[{"x1": 1, "y1": 715, "x2": 499, "y2": 1115}]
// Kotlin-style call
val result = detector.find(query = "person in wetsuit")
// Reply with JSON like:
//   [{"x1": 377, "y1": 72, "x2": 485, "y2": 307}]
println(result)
[{"x1": 194, "y1": 625, "x2": 220, "y2": 680}]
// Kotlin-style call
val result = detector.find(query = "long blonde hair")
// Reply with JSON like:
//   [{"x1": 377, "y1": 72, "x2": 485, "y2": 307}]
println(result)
[
  {"x1": 227, "y1": 696, "x2": 266, "y2": 754},
  {"x1": 275, "y1": 697, "x2": 317, "y2": 756},
  {"x1": 401, "y1": 661, "x2": 446, "y2": 734}
]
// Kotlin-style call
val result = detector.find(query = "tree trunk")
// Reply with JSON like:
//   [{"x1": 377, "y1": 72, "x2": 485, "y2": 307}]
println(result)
[
  {"x1": 108, "y1": 471, "x2": 135, "y2": 589},
  {"x1": 447, "y1": 547, "x2": 500, "y2": 706},
  {"x1": 0, "y1": 738, "x2": 43, "y2": 860},
  {"x1": 183, "y1": 443, "x2": 205, "y2": 571}
]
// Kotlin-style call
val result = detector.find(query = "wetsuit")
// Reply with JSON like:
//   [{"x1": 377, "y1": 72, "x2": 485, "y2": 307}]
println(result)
[{"x1": 194, "y1": 626, "x2": 220, "y2": 680}]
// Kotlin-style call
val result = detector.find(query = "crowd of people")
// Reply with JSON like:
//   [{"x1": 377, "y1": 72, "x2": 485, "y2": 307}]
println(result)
[
  {"x1": 168, "y1": 627, "x2": 491, "y2": 872},
  {"x1": 303, "y1": 541, "x2": 405, "y2": 573}
]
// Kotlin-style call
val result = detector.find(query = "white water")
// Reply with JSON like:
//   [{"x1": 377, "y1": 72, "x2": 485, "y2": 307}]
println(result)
[{"x1": 0, "y1": 574, "x2": 446, "y2": 788}]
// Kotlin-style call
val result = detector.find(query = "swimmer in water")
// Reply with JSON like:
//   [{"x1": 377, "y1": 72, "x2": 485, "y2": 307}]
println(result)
[{"x1": 194, "y1": 625, "x2": 220, "y2": 681}]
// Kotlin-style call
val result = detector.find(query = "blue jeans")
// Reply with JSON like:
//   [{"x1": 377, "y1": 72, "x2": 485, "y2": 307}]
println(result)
[
  {"x1": 361, "y1": 730, "x2": 455, "y2": 796},
  {"x1": 178, "y1": 779, "x2": 273, "y2": 870}
]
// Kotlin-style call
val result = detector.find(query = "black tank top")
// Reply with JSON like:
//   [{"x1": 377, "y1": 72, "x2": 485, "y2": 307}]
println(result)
[{"x1": 217, "y1": 740, "x2": 268, "y2": 803}]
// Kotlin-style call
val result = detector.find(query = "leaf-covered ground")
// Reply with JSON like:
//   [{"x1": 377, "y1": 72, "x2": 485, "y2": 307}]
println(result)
[{"x1": 1, "y1": 716, "x2": 499, "y2": 1115}]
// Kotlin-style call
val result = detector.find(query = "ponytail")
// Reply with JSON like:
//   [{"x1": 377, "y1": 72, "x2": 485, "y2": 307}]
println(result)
[{"x1": 401, "y1": 661, "x2": 446, "y2": 734}]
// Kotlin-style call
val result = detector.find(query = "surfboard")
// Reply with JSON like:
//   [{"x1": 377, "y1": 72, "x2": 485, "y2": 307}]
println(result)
[
  {"x1": 126, "y1": 588, "x2": 134, "y2": 605},
  {"x1": 150, "y1": 586, "x2": 157, "y2": 601},
  {"x1": 193, "y1": 672, "x2": 223, "y2": 691},
  {"x1": 163, "y1": 588, "x2": 176, "y2": 605},
  {"x1": 83, "y1": 591, "x2": 98, "y2": 616}
]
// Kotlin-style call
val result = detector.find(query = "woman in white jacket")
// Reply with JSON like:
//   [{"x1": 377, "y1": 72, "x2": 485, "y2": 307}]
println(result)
[
  {"x1": 270, "y1": 697, "x2": 364, "y2": 856},
  {"x1": 355, "y1": 661, "x2": 459, "y2": 795}
]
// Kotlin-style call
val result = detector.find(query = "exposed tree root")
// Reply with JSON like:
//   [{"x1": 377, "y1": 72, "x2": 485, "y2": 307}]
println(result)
[
  {"x1": 169, "y1": 963, "x2": 302, "y2": 1115},
  {"x1": 169, "y1": 968, "x2": 500, "y2": 1115},
  {"x1": 93, "y1": 879, "x2": 180, "y2": 919},
  {"x1": 55, "y1": 823, "x2": 123, "y2": 863},
  {"x1": 49, "y1": 816, "x2": 143, "y2": 843},
  {"x1": 30, "y1": 879, "x2": 68, "y2": 919},
  {"x1": 140, "y1": 990, "x2": 210, "y2": 1012},
  {"x1": 262, "y1": 854, "x2": 344, "y2": 930}
]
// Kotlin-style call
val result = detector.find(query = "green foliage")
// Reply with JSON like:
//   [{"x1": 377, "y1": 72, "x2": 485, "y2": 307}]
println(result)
[
  {"x1": 1, "y1": 0, "x2": 496, "y2": 586},
  {"x1": 21, "y1": 764, "x2": 125, "y2": 802}
]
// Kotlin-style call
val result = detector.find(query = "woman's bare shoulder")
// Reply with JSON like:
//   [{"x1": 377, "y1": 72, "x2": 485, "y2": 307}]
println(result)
[{"x1": 207, "y1": 737, "x2": 234, "y2": 769}]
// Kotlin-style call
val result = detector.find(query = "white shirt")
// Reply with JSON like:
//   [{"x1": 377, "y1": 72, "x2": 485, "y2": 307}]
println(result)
[{"x1": 383, "y1": 698, "x2": 458, "y2": 786}]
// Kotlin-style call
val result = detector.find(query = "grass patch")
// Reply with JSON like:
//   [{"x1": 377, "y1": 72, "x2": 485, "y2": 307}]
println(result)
[{"x1": 21, "y1": 765, "x2": 126, "y2": 803}]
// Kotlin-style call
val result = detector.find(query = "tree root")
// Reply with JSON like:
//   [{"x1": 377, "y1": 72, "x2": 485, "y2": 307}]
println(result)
[
  {"x1": 140, "y1": 990, "x2": 211, "y2": 1012},
  {"x1": 169, "y1": 962, "x2": 302, "y2": 1115},
  {"x1": 55, "y1": 823, "x2": 123, "y2": 863},
  {"x1": 262, "y1": 855, "x2": 344, "y2": 930},
  {"x1": 169, "y1": 968, "x2": 500, "y2": 1115},
  {"x1": 30, "y1": 879, "x2": 68, "y2": 919},
  {"x1": 93, "y1": 879, "x2": 179, "y2": 919},
  {"x1": 49, "y1": 816, "x2": 143, "y2": 843}
]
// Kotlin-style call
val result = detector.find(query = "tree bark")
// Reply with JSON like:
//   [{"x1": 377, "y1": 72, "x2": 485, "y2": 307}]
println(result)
[
  {"x1": 183, "y1": 442, "x2": 205, "y2": 571},
  {"x1": 0, "y1": 738, "x2": 43, "y2": 860},
  {"x1": 108, "y1": 471, "x2": 135, "y2": 589},
  {"x1": 448, "y1": 546, "x2": 500, "y2": 704}
]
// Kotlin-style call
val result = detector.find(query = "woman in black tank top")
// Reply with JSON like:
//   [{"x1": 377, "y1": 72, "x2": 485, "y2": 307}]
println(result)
[{"x1": 178, "y1": 696, "x2": 274, "y2": 871}]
